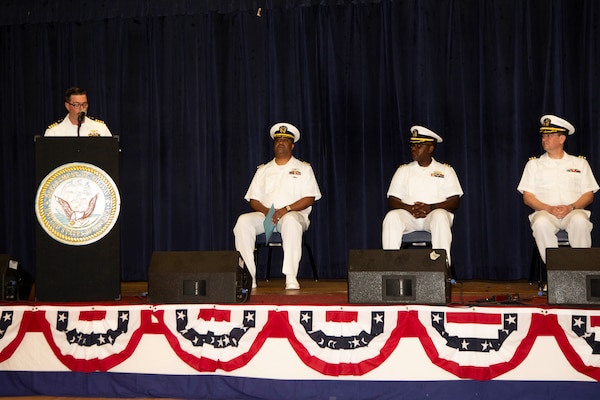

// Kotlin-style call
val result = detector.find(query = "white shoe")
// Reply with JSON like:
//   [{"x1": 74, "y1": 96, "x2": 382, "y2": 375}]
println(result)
[
  {"x1": 252, "y1": 280, "x2": 257, "y2": 289},
  {"x1": 285, "y1": 277, "x2": 300, "y2": 290}
]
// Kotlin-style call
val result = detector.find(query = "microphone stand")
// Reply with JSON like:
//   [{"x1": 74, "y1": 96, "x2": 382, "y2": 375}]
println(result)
[{"x1": 77, "y1": 111, "x2": 85, "y2": 137}]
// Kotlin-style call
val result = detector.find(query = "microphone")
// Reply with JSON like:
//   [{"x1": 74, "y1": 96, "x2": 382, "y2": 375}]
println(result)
[{"x1": 77, "y1": 110, "x2": 86, "y2": 126}]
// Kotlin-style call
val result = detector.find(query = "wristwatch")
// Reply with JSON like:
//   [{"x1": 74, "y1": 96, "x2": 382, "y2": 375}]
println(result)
[{"x1": 286, "y1": 205, "x2": 292, "y2": 212}]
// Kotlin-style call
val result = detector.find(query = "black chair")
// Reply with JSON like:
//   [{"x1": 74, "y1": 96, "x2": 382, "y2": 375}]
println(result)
[
  {"x1": 528, "y1": 229, "x2": 569, "y2": 291},
  {"x1": 400, "y1": 230, "x2": 458, "y2": 279},
  {"x1": 401, "y1": 230, "x2": 432, "y2": 249},
  {"x1": 254, "y1": 232, "x2": 318, "y2": 281}
]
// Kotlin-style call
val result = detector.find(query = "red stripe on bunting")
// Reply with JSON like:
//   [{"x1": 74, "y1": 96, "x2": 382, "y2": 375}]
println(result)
[
  {"x1": 78, "y1": 310, "x2": 107, "y2": 321},
  {"x1": 445, "y1": 312, "x2": 501, "y2": 324},
  {"x1": 590, "y1": 316, "x2": 600, "y2": 327},
  {"x1": 197, "y1": 309, "x2": 231, "y2": 322},
  {"x1": 326, "y1": 311, "x2": 357, "y2": 322}
]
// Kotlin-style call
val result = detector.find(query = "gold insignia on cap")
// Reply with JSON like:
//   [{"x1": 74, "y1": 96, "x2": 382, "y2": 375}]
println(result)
[
  {"x1": 543, "y1": 118, "x2": 551, "y2": 127},
  {"x1": 274, "y1": 125, "x2": 295, "y2": 140},
  {"x1": 412, "y1": 129, "x2": 419, "y2": 137}
]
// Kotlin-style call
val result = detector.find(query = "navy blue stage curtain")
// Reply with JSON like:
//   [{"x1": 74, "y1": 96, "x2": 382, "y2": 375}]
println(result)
[{"x1": 1, "y1": 0, "x2": 600, "y2": 282}]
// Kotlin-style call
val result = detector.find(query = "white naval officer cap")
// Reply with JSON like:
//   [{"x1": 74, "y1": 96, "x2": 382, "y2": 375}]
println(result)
[
  {"x1": 539, "y1": 114, "x2": 575, "y2": 135},
  {"x1": 409, "y1": 125, "x2": 443, "y2": 144},
  {"x1": 270, "y1": 122, "x2": 300, "y2": 143}
]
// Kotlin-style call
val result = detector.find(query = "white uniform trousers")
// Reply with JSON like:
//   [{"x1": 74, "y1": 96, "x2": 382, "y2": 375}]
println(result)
[
  {"x1": 529, "y1": 209, "x2": 592, "y2": 263},
  {"x1": 233, "y1": 211, "x2": 308, "y2": 283},
  {"x1": 382, "y1": 208, "x2": 455, "y2": 265}
]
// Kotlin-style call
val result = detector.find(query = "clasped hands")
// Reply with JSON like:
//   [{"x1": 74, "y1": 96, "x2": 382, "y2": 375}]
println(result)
[
  {"x1": 410, "y1": 201, "x2": 432, "y2": 219},
  {"x1": 548, "y1": 204, "x2": 574, "y2": 220}
]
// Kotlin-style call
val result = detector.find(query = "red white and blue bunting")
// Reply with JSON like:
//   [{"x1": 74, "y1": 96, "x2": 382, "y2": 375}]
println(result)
[{"x1": 1, "y1": 304, "x2": 600, "y2": 381}]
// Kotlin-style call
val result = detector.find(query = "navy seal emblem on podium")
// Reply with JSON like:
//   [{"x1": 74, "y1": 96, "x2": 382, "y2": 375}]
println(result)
[{"x1": 35, "y1": 162, "x2": 121, "y2": 245}]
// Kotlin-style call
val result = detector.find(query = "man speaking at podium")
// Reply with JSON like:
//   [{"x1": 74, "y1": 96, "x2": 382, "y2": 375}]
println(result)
[{"x1": 44, "y1": 86, "x2": 112, "y2": 137}]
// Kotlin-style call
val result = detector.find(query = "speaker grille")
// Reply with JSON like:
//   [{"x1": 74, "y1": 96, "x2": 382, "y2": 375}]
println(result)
[{"x1": 383, "y1": 275, "x2": 416, "y2": 301}]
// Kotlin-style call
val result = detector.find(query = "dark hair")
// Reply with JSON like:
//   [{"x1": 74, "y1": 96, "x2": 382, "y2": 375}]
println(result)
[{"x1": 64, "y1": 86, "x2": 87, "y2": 102}]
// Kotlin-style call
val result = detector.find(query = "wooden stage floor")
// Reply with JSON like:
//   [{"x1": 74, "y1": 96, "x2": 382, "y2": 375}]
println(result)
[
  {"x1": 118, "y1": 278, "x2": 546, "y2": 306},
  {"x1": 20, "y1": 276, "x2": 547, "y2": 306}
]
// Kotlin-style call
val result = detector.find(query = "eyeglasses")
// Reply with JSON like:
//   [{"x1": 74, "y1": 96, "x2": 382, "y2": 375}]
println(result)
[{"x1": 67, "y1": 102, "x2": 88, "y2": 109}]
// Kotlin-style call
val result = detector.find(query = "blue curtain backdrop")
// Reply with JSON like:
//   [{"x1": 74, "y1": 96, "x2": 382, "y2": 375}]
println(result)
[{"x1": 1, "y1": 0, "x2": 599, "y2": 282}]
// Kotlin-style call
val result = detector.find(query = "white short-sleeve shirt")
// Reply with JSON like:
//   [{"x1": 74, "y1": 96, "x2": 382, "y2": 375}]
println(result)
[
  {"x1": 517, "y1": 152, "x2": 599, "y2": 205},
  {"x1": 386, "y1": 158, "x2": 463, "y2": 205},
  {"x1": 245, "y1": 156, "x2": 322, "y2": 218}
]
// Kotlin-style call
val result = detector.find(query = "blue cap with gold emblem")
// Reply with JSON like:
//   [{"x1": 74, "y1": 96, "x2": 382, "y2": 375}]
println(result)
[
  {"x1": 539, "y1": 114, "x2": 575, "y2": 135},
  {"x1": 409, "y1": 125, "x2": 443, "y2": 144},
  {"x1": 270, "y1": 122, "x2": 300, "y2": 143}
]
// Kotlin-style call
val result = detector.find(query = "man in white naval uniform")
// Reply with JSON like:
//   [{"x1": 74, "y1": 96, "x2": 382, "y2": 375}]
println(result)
[
  {"x1": 233, "y1": 122, "x2": 322, "y2": 290},
  {"x1": 44, "y1": 86, "x2": 112, "y2": 137},
  {"x1": 517, "y1": 114, "x2": 599, "y2": 264},
  {"x1": 382, "y1": 125, "x2": 463, "y2": 266}
]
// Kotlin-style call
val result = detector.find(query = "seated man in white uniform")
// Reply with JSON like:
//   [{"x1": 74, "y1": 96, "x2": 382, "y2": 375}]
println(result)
[
  {"x1": 517, "y1": 114, "x2": 599, "y2": 265},
  {"x1": 44, "y1": 86, "x2": 112, "y2": 137},
  {"x1": 382, "y1": 125, "x2": 464, "y2": 266},
  {"x1": 233, "y1": 122, "x2": 322, "y2": 290}
]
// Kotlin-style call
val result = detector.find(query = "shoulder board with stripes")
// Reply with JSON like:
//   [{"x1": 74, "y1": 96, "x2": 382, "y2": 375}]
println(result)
[
  {"x1": 88, "y1": 116, "x2": 105, "y2": 124},
  {"x1": 47, "y1": 119, "x2": 63, "y2": 129}
]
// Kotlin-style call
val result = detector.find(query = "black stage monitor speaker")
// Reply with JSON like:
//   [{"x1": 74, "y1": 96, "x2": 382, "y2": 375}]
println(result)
[
  {"x1": 1, "y1": 254, "x2": 19, "y2": 301},
  {"x1": 1, "y1": 255, "x2": 33, "y2": 301},
  {"x1": 148, "y1": 251, "x2": 251, "y2": 304},
  {"x1": 546, "y1": 248, "x2": 600, "y2": 305},
  {"x1": 347, "y1": 249, "x2": 450, "y2": 304}
]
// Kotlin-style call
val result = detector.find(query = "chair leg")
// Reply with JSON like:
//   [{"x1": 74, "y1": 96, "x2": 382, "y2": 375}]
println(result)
[
  {"x1": 528, "y1": 245, "x2": 546, "y2": 291},
  {"x1": 449, "y1": 264, "x2": 457, "y2": 280},
  {"x1": 253, "y1": 248, "x2": 258, "y2": 277},
  {"x1": 538, "y1": 257, "x2": 546, "y2": 291},
  {"x1": 304, "y1": 242, "x2": 318, "y2": 281},
  {"x1": 260, "y1": 241, "x2": 318, "y2": 282},
  {"x1": 528, "y1": 246, "x2": 538, "y2": 285},
  {"x1": 266, "y1": 247, "x2": 273, "y2": 281}
]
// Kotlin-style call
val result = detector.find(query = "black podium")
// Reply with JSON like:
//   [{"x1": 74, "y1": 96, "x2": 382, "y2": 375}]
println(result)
[{"x1": 34, "y1": 136, "x2": 121, "y2": 302}]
